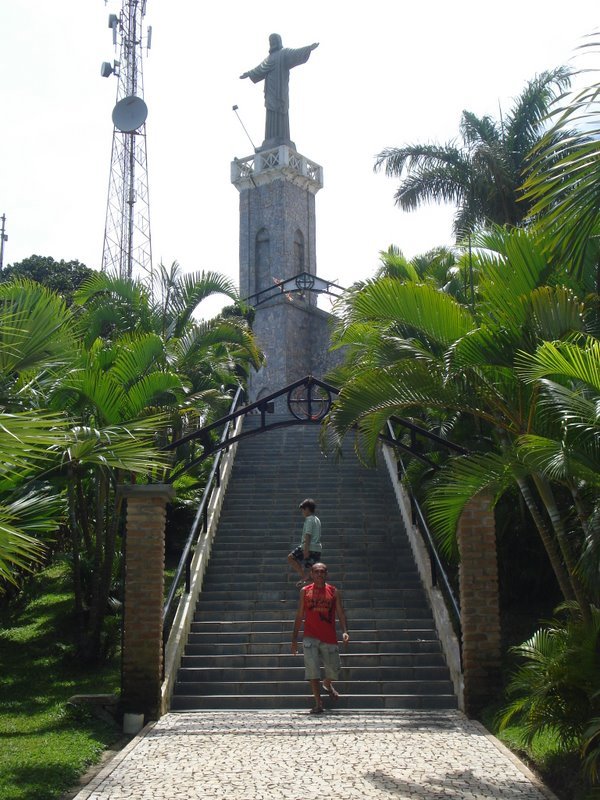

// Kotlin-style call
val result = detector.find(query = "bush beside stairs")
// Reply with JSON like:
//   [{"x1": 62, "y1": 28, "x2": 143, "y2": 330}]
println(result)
[{"x1": 171, "y1": 419, "x2": 458, "y2": 711}]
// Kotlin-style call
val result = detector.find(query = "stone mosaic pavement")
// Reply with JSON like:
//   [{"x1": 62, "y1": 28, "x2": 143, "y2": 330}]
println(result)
[{"x1": 73, "y1": 710, "x2": 557, "y2": 800}]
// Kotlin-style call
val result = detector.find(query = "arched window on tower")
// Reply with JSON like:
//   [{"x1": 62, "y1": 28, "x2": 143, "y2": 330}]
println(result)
[
  {"x1": 255, "y1": 228, "x2": 270, "y2": 295},
  {"x1": 294, "y1": 229, "x2": 305, "y2": 274}
]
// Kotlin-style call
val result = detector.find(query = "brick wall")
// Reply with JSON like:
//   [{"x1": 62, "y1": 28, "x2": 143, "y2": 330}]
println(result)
[
  {"x1": 121, "y1": 485, "x2": 174, "y2": 720},
  {"x1": 457, "y1": 492, "x2": 502, "y2": 716}
]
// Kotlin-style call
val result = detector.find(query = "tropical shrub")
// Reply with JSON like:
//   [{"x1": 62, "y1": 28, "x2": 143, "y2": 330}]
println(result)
[{"x1": 499, "y1": 607, "x2": 600, "y2": 792}]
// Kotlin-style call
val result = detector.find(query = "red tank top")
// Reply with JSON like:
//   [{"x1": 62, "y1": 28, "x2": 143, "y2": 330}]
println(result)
[{"x1": 303, "y1": 583, "x2": 337, "y2": 644}]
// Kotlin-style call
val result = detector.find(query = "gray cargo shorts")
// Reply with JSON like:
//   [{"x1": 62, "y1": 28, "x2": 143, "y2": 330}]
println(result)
[{"x1": 302, "y1": 636, "x2": 340, "y2": 680}]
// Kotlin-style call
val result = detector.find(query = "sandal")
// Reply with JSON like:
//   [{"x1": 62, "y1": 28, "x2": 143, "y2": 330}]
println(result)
[
  {"x1": 322, "y1": 684, "x2": 340, "y2": 702},
  {"x1": 309, "y1": 705, "x2": 324, "y2": 714}
]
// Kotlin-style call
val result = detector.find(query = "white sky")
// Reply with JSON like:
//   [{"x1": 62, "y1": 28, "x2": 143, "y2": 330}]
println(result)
[{"x1": 1, "y1": 1, "x2": 598, "y2": 317}]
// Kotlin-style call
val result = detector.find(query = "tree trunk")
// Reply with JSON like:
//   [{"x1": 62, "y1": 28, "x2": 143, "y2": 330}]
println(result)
[
  {"x1": 84, "y1": 468, "x2": 107, "y2": 663},
  {"x1": 76, "y1": 472, "x2": 92, "y2": 558},
  {"x1": 531, "y1": 473, "x2": 592, "y2": 623},
  {"x1": 67, "y1": 469, "x2": 86, "y2": 654},
  {"x1": 570, "y1": 483, "x2": 590, "y2": 537},
  {"x1": 88, "y1": 474, "x2": 124, "y2": 663},
  {"x1": 515, "y1": 474, "x2": 576, "y2": 605}
]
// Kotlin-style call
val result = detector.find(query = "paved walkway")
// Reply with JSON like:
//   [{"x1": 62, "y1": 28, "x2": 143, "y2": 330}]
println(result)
[{"x1": 73, "y1": 710, "x2": 557, "y2": 800}]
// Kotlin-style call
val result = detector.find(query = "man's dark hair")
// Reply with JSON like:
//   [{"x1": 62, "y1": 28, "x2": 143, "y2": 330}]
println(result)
[{"x1": 299, "y1": 498, "x2": 316, "y2": 513}]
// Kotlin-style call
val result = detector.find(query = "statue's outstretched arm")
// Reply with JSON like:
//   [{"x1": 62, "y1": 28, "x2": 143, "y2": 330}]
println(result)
[
  {"x1": 240, "y1": 59, "x2": 271, "y2": 83},
  {"x1": 286, "y1": 44, "x2": 319, "y2": 69}
]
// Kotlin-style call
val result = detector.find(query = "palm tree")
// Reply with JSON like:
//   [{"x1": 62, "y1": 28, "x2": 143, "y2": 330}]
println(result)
[
  {"x1": 326, "y1": 226, "x2": 596, "y2": 619},
  {"x1": 375, "y1": 244, "x2": 474, "y2": 304},
  {"x1": 74, "y1": 269, "x2": 262, "y2": 439},
  {"x1": 498, "y1": 607, "x2": 600, "y2": 749},
  {"x1": 523, "y1": 38, "x2": 600, "y2": 286},
  {"x1": 375, "y1": 67, "x2": 572, "y2": 238}
]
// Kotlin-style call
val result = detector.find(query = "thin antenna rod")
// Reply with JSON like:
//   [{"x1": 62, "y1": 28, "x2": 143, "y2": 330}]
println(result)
[
  {"x1": 232, "y1": 105, "x2": 256, "y2": 151},
  {"x1": 0, "y1": 214, "x2": 7, "y2": 271}
]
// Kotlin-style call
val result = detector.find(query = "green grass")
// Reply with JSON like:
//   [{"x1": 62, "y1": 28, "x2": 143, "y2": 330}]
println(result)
[{"x1": 0, "y1": 561, "x2": 121, "y2": 800}]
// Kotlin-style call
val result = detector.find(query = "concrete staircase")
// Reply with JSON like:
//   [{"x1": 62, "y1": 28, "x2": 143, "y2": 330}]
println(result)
[{"x1": 171, "y1": 420, "x2": 458, "y2": 710}]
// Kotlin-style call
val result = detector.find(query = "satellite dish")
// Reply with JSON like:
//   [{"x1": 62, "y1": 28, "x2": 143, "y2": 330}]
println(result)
[{"x1": 112, "y1": 95, "x2": 148, "y2": 133}]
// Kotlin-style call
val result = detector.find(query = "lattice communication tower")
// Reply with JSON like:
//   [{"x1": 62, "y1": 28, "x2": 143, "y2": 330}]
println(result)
[{"x1": 100, "y1": 0, "x2": 153, "y2": 283}]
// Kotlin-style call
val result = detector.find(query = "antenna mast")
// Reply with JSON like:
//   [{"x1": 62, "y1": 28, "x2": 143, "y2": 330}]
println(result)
[
  {"x1": 101, "y1": 0, "x2": 153, "y2": 285},
  {"x1": 0, "y1": 214, "x2": 7, "y2": 271}
]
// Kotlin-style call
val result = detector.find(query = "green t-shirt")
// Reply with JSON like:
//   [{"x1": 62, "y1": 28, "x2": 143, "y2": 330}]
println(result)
[{"x1": 301, "y1": 514, "x2": 322, "y2": 551}]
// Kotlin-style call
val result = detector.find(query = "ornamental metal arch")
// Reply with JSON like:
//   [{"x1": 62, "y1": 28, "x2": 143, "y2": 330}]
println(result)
[
  {"x1": 165, "y1": 375, "x2": 466, "y2": 482},
  {"x1": 244, "y1": 272, "x2": 345, "y2": 307}
]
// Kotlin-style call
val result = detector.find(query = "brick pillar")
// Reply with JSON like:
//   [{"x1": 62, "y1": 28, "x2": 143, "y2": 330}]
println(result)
[
  {"x1": 121, "y1": 484, "x2": 175, "y2": 720},
  {"x1": 457, "y1": 492, "x2": 501, "y2": 716}
]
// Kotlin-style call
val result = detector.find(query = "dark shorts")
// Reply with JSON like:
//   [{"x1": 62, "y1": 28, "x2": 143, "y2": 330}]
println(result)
[{"x1": 290, "y1": 546, "x2": 321, "y2": 568}]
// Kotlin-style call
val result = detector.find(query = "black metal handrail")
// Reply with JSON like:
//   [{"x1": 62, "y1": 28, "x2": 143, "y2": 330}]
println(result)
[
  {"x1": 385, "y1": 420, "x2": 462, "y2": 641},
  {"x1": 162, "y1": 386, "x2": 245, "y2": 646}
]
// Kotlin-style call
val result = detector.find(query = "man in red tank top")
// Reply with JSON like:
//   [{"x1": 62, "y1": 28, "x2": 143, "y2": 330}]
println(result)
[{"x1": 291, "y1": 562, "x2": 350, "y2": 713}]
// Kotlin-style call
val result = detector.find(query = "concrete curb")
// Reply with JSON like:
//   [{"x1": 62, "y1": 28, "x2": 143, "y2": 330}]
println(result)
[{"x1": 470, "y1": 719, "x2": 560, "y2": 800}]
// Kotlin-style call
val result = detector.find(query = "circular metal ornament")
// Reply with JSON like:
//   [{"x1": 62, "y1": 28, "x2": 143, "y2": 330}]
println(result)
[
  {"x1": 295, "y1": 273, "x2": 315, "y2": 291},
  {"x1": 287, "y1": 382, "x2": 331, "y2": 421}
]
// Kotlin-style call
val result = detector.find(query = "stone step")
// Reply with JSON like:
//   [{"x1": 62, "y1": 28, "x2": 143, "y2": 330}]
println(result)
[
  {"x1": 212, "y1": 529, "x2": 401, "y2": 539},
  {"x1": 201, "y1": 568, "x2": 416, "y2": 580},
  {"x1": 199, "y1": 578, "x2": 422, "y2": 592},
  {"x1": 170, "y1": 693, "x2": 458, "y2": 710},
  {"x1": 179, "y1": 653, "x2": 447, "y2": 670},
  {"x1": 184, "y1": 640, "x2": 443, "y2": 656},
  {"x1": 211, "y1": 541, "x2": 402, "y2": 550},
  {"x1": 173, "y1": 679, "x2": 454, "y2": 695},
  {"x1": 205, "y1": 556, "x2": 412, "y2": 568},
  {"x1": 195, "y1": 588, "x2": 427, "y2": 603},
  {"x1": 189, "y1": 621, "x2": 437, "y2": 635},
  {"x1": 220, "y1": 506, "x2": 392, "y2": 514},
  {"x1": 192, "y1": 608, "x2": 436, "y2": 622},
  {"x1": 194, "y1": 602, "x2": 430, "y2": 616}
]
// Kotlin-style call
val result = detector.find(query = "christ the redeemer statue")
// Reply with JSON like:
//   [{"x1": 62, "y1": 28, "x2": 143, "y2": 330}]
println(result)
[{"x1": 240, "y1": 33, "x2": 319, "y2": 151}]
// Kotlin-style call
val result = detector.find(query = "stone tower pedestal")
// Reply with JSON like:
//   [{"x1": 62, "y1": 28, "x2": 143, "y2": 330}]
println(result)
[{"x1": 232, "y1": 146, "x2": 339, "y2": 402}]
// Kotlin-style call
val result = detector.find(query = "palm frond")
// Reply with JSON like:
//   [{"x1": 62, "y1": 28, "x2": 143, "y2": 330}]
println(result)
[
  {"x1": 517, "y1": 434, "x2": 600, "y2": 484},
  {"x1": 170, "y1": 271, "x2": 239, "y2": 337},
  {"x1": 0, "y1": 490, "x2": 65, "y2": 587},
  {"x1": 424, "y1": 453, "x2": 512, "y2": 558},
  {"x1": 516, "y1": 338, "x2": 600, "y2": 392},
  {"x1": 348, "y1": 279, "x2": 475, "y2": 347}
]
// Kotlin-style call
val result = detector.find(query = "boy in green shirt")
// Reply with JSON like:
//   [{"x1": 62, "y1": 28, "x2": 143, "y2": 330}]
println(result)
[{"x1": 287, "y1": 498, "x2": 322, "y2": 588}]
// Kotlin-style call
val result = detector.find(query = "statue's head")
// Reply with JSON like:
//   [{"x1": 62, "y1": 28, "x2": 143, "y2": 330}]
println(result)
[{"x1": 269, "y1": 33, "x2": 283, "y2": 53}]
